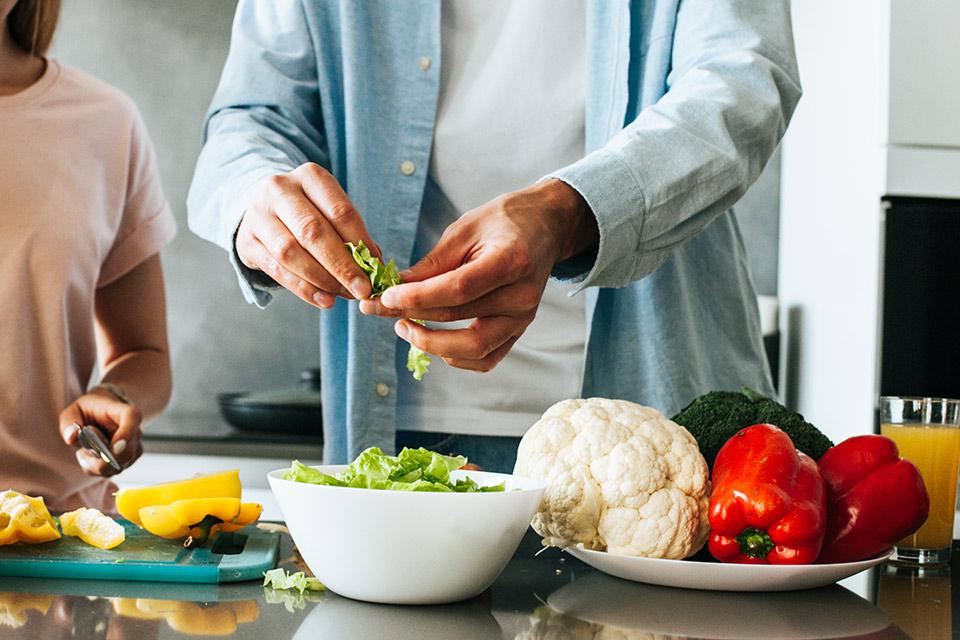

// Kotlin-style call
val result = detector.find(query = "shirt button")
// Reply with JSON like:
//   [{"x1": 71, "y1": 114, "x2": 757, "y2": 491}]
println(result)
[
  {"x1": 400, "y1": 160, "x2": 416, "y2": 176},
  {"x1": 375, "y1": 382, "x2": 390, "y2": 397},
  {"x1": 419, "y1": 56, "x2": 432, "y2": 71}
]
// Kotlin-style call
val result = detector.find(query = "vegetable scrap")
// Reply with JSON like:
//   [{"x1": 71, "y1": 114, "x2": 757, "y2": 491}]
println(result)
[
  {"x1": 59, "y1": 507, "x2": 125, "y2": 550},
  {"x1": 263, "y1": 568, "x2": 324, "y2": 594},
  {"x1": 346, "y1": 240, "x2": 431, "y2": 380}
]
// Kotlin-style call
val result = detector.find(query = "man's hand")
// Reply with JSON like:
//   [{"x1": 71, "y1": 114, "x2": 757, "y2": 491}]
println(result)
[
  {"x1": 359, "y1": 179, "x2": 597, "y2": 372},
  {"x1": 235, "y1": 162, "x2": 379, "y2": 308}
]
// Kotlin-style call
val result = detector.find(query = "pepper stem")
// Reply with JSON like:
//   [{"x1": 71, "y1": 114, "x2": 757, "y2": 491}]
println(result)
[
  {"x1": 183, "y1": 515, "x2": 223, "y2": 549},
  {"x1": 736, "y1": 527, "x2": 775, "y2": 559}
]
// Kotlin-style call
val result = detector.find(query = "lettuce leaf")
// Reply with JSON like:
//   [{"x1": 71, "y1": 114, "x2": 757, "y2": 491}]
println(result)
[
  {"x1": 284, "y1": 447, "x2": 505, "y2": 493},
  {"x1": 346, "y1": 241, "x2": 431, "y2": 380},
  {"x1": 263, "y1": 568, "x2": 324, "y2": 594},
  {"x1": 283, "y1": 460, "x2": 345, "y2": 486}
]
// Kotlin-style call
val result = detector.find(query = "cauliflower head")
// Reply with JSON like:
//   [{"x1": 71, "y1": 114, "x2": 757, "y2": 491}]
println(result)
[{"x1": 514, "y1": 398, "x2": 710, "y2": 559}]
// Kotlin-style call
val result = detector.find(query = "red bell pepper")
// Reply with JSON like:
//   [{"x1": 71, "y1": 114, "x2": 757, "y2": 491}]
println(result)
[
  {"x1": 708, "y1": 424, "x2": 827, "y2": 564},
  {"x1": 817, "y1": 434, "x2": 929, "y2": 563}
]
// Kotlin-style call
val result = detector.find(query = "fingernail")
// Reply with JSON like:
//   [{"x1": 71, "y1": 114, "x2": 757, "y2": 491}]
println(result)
[
  {"x1": 350, "y1": 276, "x2": 370, "y2": 299},
  {"x1": 75, "y1": 450, "x2": 92, "y2": 469},
  {"x1": 381, "y1": 290, "x2": 397, "y2": 308},
  {"x1": 112, "y1": 439, "x2": 127, "y2": 455},
  {"x1": 64, "y1": 423, "x2": 81, "y2": 443},
  {"x1": 395, "y1": 320, "x2": 409, "y2": 339},
  {"x1": 313, "y1": 292, "x2": 332, "y2": 307}
]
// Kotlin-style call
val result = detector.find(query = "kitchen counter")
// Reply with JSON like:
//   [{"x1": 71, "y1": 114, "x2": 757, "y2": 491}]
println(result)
[
  {"x1": 0, "y1": 529, "x2": 955, "y2": 639},
  {"x1": 142, "y1": 417, "x2": 322, "y2": 460}
]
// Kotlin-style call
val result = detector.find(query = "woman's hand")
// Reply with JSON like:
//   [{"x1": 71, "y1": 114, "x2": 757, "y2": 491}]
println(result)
[
  {"x1": 235, "y1": 162, "x2": 380, "y2": 308},
  {"x1": 360, "y1": 179, "x2": 597, "y2": 372},
  {"x1": 59, "y1": 387, "x2": 143, "y2": 477}
]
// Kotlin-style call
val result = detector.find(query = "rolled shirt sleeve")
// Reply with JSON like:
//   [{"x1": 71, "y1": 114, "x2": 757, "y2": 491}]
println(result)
[
  {"x1": 187, "y1": 0, "x2": 330, "y2": 308},
  {"x1": 98, "y1": 107, "x2": 176, "y2": 288},
  {"x1": 548, "y1": 0, "x2": 802, "y2": 290}
]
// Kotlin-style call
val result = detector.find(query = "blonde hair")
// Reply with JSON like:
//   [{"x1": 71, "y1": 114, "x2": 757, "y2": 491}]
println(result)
[{"x1": 8, "y1": 0, "x2": 61, "y2": 55}]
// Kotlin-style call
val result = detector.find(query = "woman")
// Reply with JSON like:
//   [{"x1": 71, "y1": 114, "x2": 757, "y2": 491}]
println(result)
[{"x1": 0, "y1": 0, "x2": 176, "y2": 510}]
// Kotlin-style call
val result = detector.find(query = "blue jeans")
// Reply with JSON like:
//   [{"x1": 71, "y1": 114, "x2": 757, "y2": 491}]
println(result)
[{"x1": 394, "y1": 431, "x2": 521, "y2": 474}]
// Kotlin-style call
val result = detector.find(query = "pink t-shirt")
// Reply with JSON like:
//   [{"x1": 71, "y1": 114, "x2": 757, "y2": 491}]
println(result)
[{"x1": 0, "y1": 60, "x2": 176, "y2": 511}]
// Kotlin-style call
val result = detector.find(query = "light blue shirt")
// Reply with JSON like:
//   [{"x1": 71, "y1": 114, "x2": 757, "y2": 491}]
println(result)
[{"x1": 188, "y1": 0, "x2": 801, "y2": 463}]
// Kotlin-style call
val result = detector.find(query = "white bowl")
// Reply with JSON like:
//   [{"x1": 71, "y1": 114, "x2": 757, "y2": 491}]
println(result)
[{"x1": 267, "y1": 465, "x2": 546, "y2": 605}]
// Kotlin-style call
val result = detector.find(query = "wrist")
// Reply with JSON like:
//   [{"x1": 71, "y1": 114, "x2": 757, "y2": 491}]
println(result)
[
  {"x1": 91, "y1": 383, "x2": 131, "y2": 405},
  {"x1": 538, "y1": 179, "x2": 598, "y2": 263}
]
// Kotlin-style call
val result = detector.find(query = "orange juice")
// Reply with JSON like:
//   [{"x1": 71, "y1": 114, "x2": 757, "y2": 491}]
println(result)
[{"x1": 881, "y1": 422, "x2": 960, "y2": 549}]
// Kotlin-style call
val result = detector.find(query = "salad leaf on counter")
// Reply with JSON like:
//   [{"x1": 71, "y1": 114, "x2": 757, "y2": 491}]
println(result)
[
  {"x1": 284, "y1": 447, "x2": 506, "y2": 492},
  {"x1": 346, "y1": 241, "x2": 431, "y2": 380},
  {"x1": 263, "y1": 568, "x2": 324, "y2": 594}
]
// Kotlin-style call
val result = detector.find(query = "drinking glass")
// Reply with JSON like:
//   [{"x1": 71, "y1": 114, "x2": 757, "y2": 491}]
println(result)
[{"x1": 880, "y1": 396, "x2": 960, "y2": 565}]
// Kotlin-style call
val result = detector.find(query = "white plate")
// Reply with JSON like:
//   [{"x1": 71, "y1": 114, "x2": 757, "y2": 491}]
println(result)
[{"x1": 565, "y1": 545, "x2": 892, "y2": 592}]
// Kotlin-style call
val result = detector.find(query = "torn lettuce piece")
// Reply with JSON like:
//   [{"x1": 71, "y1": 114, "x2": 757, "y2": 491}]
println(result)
[
  {"x1": 347, "y1": 241, "x2": 401, "y2": 296},
  {"x1": 407, "y1": 337, "x2": 431, "y2": 381},
  {"x1": 346, "y1": 241, "x2": 431, "y2": 380},
  {"x1": 283, "y1": 460, "x2": 345, "y2": 486},
  {"x1": 263, "y1": 568, "x2": 325, "y2": 594}
]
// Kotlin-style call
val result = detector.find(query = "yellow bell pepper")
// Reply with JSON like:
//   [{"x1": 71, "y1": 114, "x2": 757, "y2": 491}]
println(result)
[
  {"x1": 0, "y1": 491, "x2": 60, "y2": 545},
  {"x1": 115, "y1": 470, "x2": 242, "y2": 525},
  {"x1": 139, "y1": 497, "x2": 262, "y2": 546}
]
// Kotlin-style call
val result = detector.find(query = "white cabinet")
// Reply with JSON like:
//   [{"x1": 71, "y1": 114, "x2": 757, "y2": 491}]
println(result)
[
  {"x1": 886, "y1": 0, "x2": 960, "y2": 149},
  {"x1": 778, "y1": 0, "x2": 960, "y2": 443}
]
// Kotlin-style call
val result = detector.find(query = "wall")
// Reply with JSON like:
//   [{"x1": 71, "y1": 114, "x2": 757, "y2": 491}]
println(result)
[
  {"x1": 50, "y1": 0, "x2": 781, "y2": 432},
  {"x1": 51, "y1": 0, "x2": 321, "y2": 432}
]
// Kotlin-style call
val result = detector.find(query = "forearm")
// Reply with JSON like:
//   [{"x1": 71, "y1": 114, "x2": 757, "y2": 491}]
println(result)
[{"x1": 97, "y1": 348, "x2": 171, "y2": 421}]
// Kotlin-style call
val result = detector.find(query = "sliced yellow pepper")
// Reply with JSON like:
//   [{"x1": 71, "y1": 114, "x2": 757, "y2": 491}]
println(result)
[
  {"x1": 0, "y1": 491, "x2": 60, "y2": 545},
  {"x1": 115, "y1": 470, "x2": 242, "y2": 525},
  {"x1": 139, "y1": 498, "x2": 262, "y2": 546},
  {"x1": 59, "y1": 507, "x2": 125, "y2": 550}
]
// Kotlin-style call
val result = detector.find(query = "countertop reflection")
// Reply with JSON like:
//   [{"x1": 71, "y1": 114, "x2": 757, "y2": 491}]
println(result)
[{"x1": 1, "y1": 530, "x2": 957, "y2": 639}]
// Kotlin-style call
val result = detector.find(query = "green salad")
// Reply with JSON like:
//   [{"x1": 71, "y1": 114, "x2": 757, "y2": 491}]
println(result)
[{"x1": 284, "y1": 447, "x2": 505, "y2": 493}]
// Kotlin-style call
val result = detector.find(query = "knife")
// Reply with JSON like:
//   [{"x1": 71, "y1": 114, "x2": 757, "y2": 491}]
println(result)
[{"x1": 75, "y1": 424, "x2": 121, "y2": 472}]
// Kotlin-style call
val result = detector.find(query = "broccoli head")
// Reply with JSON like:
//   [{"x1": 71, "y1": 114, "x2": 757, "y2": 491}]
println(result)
[{"x1": 672, "y1": 388, "x2": 834, "y2": 468}]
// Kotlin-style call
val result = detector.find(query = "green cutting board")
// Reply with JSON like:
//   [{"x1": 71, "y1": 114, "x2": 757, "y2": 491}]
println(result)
[{"x1": 0, "y1": 519, "x2": 278, "y2": 583}]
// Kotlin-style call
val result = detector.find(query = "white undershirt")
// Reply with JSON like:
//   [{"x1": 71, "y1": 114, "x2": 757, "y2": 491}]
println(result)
[{"x1": 396, "y1": 0, "x2": 587, "y2": 437}]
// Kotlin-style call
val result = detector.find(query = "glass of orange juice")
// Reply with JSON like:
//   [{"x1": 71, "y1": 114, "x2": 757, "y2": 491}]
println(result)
[{"x1": 881, "y1": 396, "x2": 960, "y2": 565}]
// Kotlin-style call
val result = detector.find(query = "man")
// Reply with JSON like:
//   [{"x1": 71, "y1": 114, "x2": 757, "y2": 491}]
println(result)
[{"x1": 188, "y1": 0, "x2": 801, "y2": 470}]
